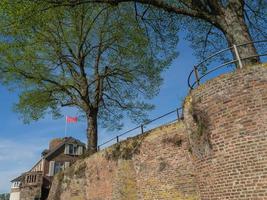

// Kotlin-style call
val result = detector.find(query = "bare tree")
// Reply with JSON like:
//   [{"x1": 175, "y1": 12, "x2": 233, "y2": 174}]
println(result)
[{"x1": 44, "y1": 0, "x2": 267, "y2": 67}]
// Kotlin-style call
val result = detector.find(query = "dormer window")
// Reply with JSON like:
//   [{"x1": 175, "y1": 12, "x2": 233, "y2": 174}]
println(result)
[
  {"x1": 73, "y1": 145, "x2": 78, "y2": 154},
  {"x1": 69, "y1": 144, "x2": 74, "y2": 154},
  {"x1": 69, "y1": 144, "x2": 78, "y2": 155},
  {"x1": 64, "y1": 144, "x2": 83, "y2": 155}
]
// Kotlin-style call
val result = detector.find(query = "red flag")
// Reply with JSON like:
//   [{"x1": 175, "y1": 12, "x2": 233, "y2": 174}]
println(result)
[{"x1": 66, "y1": 116, "x2": 78, "y2": 123}]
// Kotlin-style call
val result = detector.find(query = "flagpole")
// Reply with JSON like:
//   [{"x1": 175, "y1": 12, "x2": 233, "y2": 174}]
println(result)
[{"x1": 64, "y1": 116, "x2": 67, "y2": 137}]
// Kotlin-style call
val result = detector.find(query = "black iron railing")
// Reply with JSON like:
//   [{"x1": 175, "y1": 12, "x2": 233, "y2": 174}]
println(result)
[
  {"x1": 188, "y1": 40, "x2": 267, "y2": 89},
  {"x1": 98, "y1": 107, "x2": 183, "y2": 150}
]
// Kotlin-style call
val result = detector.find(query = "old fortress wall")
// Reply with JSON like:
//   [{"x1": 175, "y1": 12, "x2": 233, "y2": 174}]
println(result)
[{"x1": 48, "y1": 65, "x2": 267, "y2": 200}]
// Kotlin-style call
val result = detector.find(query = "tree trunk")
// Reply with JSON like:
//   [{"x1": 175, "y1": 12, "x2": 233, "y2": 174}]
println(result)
[
  {"x1": 86, "y1": 111, "x2": 98, "y2": 155},
  {"x1": 218, "y1": 8, "x2": 260, "y2": 67}
]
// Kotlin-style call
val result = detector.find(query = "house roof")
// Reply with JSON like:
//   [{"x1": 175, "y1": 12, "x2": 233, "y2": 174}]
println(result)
[
  {"x1": 44, "y1": 137, "x2": 85, "y2": 160},
  {"x1": 41, "y1": 149, "x2": 50, "y2": 156},
  {"x1": 10, "y1": 137, "x2": 85, "y2": 183},
  {"x1": 64, "y1": 137, "x2": 85, "y2": 146},
  {"x1": 29, "y1": 158, "x2": 43, "y2": 172},
  {"x1": 11, "y1": 174, "x2": 24, "y2": 182}
]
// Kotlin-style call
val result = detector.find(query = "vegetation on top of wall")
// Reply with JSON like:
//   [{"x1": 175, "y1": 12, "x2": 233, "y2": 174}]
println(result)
[
  {"x1": 162, "y1": 134, "x2": 183, "y2": 147},
  {"x1": 104, "y1": 135, "x2": 145, "y2": 161},
  {"x1": 263, "y1": 63, "x2": 267, "y2": 68},
  {"x1": 186, "y1": 97, "x2": 212, "y2": 158}
]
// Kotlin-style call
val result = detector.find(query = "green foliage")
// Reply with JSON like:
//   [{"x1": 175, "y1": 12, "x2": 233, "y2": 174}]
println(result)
[
  {"x1": 14, "y1": 90, "x2": 60, "y2": 123},
  {"x1": 0, "y1": 3, "x2": 179, "y2": 130},
  {"x1": 104, "y1": 135, "x2": 143, "y2": 160},
  {"x1": 162, "y1": 134, "x2": 183, "y2": 147},
  {"x1": 188, "y1": 98, "x2": 212, "y2": 158}
]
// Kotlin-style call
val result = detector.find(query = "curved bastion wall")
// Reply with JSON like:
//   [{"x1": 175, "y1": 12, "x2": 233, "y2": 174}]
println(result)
[
  {"x1": 184, "y1": 64, "x2": 267, "y2": 200},
  {"x1": 48, "y1": 64, "x2": 267, "y2": 200}
]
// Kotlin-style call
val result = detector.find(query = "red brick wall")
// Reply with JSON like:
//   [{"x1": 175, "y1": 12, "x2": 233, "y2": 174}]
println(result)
[
  {"x1": 48, "y1": 122, "x2": 200, "y2": 200},
  {"x1": 48, "y1": 65, "x2": 267, "y2": 200},
  {"x1": 185, "y1": 65, "x2": 267, "y2": 200},
  {"x1": 131, "y1": 123, "x2": 199, "y2": 199}
]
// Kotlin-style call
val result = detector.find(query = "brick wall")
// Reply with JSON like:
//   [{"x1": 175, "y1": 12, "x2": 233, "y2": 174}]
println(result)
[
  {"x1": 184, "y1": 65, "x2": 267, "y2": 200},
  {"x1": 20, "y1": 185, "x2": 42, "y2": 200},
  {"x1": 131, "y1": 123, "x2": 199, "y2": 200},
  {"x1": 48, "y1": 122, "x2": 200, "y2": 200},
  {"x1": 48, "y1": 64, "x2": 267, "y2": 200}
]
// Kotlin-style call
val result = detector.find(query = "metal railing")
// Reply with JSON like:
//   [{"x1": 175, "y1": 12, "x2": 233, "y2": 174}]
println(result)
[
  {"x1": 98, "y1": 107, "x2": 183, "y2": 150},
  {"x1": 188, "y1": 40, "x2": 267, "y2": 89},
  {"x1": 98, "y1": 40, "x2": 267, "y2": 151}
]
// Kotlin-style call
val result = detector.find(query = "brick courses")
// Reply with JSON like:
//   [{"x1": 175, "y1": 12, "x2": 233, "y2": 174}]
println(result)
[
  {"x1": 186, "y1": 65, "x2": 267, "y2": 200},
  {"x1": 48, "y1": 122, "x2": 199, "y2": 200},
  {"x1": 48, "y1": 65, "x2": 267, "y2": 200}
]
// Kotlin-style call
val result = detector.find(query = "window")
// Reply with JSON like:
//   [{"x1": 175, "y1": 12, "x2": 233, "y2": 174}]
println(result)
[
  {"x1": 73, "y1": 145, "x2": 78, "y2": 155},
  {"x1": 54, "y1": 162, "x2": 64, "y2": 174},
  {"x1": 65, "y1": 144, "x2": 80, "y2": 155},
  {"x1": 48, "y1": 161, "x2": 55, "y2": 176},
  {"x1": 69, "y1": 144, "x2": 74, "y2": 155}
]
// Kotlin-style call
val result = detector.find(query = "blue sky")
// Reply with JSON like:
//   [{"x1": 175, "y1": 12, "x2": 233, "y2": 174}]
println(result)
[{"x1": 0, "y1": 36, "x2": 198, "y2": 193}]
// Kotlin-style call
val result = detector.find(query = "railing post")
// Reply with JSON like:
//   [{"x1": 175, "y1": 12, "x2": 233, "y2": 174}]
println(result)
[
  {"x1": 116, "y1": 136, "x2": 119, "y2": 143},
  {"x1": 141, "y1": 124, "x2": 144, "y2": 134},
  {"x1": 233, "y1": 44, "x2": 243, "y2": 69},
  {"x1": 176, "y1": 108, "x2": 180, "y2": 120},
  {"x1": 181, "y1": 107, "x2": 184, "y2": 120},
  {"x1": 193, "y1": 66, "x2": 200, "y2": 86}
]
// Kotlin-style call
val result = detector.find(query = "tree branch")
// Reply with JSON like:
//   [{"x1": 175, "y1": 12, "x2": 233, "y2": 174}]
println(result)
[{"x1": 44, "y1": 0, "x2": 216, "y2": 22}]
